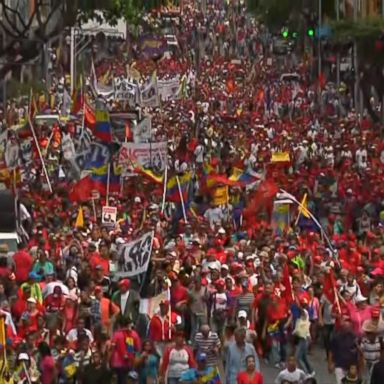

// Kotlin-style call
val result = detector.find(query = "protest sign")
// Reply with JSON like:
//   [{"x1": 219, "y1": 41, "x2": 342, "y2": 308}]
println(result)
[
  {"x1": 119, "y1": 141, "x2": 167, "y2": 172},
  {"x1": 113, "y1": 78, "x2": 139, "y2": 106},
  {"x1": 133, "y1": 116, "x2": 152, "y2": 143},
  {"x1": 158, "y1": 77, "x2": 181, "y2": 101},
  {"x1": 117, "y1": 232, "x2": 154, "y2": 277},
  {"x1": 102, "y1": 206, "x2": 117, "y2": 224}
]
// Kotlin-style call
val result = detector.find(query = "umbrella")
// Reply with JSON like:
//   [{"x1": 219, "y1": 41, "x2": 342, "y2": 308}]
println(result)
[{"x1": 42, "y1": 282, "x2": 69, "y2": 298}]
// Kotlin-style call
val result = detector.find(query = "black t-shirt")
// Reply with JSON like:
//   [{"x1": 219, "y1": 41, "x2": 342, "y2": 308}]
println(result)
[
  {"x1": 81, "y1": 363, "x2": 111, "y2": 384},
  {"x1": 330, "y1": 330, "x2": 359, "y2": 370},
  {"x1": 371, "y1": 360, "x2": 384, "y2": 384}
]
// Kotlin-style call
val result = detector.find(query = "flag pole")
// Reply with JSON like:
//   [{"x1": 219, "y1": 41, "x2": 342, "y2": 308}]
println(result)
[
  {"x1": 28, "y1": 91, "x2": 52, "y2": 193},
  {"x1": 106, "y1": 162, "x2": 111, "y2": 204},
  {"x1": 161, "y1": 165, "x2": 168, "y2": 213},
  {"x1": 176, "y1": 175, "x2": 187, "y2": 223}
]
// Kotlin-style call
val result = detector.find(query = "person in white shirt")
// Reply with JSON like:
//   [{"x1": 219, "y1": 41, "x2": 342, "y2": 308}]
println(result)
[{"x1": 275, "y1": 355, "x2": 308, "y2": 384}]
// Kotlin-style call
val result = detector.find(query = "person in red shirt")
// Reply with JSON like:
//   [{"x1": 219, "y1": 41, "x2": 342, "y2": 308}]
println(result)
[
  {"x1": 149, "y1": 299, "x2": 178, "y2": 356},
  {"x1": 237, "y1": 355, "x2": 264, "y2": 384},
  {"x1": 110, "y1": 316, "x2": 141, "y2": 382},
  {"x1": 169, "y1": 272, "x2": 189, "y2": 313},
  {"x1": 13, "y1": 245, "x2": 34, "y2": 284}
]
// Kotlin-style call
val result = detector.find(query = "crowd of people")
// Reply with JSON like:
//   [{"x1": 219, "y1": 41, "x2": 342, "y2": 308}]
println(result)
[{"x1": 0, "y1": 1, "x2": 384, "y2": 384}]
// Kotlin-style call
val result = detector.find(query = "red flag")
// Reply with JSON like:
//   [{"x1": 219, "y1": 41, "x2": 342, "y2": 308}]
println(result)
[
  {"x1": 84, "y1": 102, "x2": 96, "y2": 130},
  {"x1": 244, "y1": 179, "x2": 278, "y2": 219},
  {"x1": 125, "y1": 121, "x2": 133, "y2": 141},
  {"x1": 69, "y1": 177, "x2": 93, "y2": 202},
  {"x1": 323, "y1": 268, "x2": 337, "y2": 304},
  {"x1": 71, "y1": 88, "x2": 83, "y2": 115}
]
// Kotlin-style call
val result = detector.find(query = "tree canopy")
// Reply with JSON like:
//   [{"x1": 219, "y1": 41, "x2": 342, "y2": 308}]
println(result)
[{"x1": 0, "y1": 0, "x2": 165, "y2": 80}]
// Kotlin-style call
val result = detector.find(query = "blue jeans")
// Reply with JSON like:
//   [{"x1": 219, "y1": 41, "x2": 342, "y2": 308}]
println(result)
[{"x1": 295, "y1": 338, "x2": 313, "y2": 374}]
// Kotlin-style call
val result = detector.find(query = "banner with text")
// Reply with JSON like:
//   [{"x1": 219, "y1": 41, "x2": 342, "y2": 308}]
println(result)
[
  {"x1": 117, "y1": 231, "x2": 154, "y2": 277},
  {"x1": 119, "y1": 141, "x2": 167, "y2": 172}
]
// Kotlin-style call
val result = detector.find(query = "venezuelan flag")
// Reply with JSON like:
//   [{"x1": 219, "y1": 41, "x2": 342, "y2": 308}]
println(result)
[
  {"x1": 201, "y1": 367, "x2": 221, "y2": 384},
  {"x1": 135, "y1": 165, "x2": 163, "y2": 184},
  {"x1": 125, "y1": 336, "x2": 134, "y2": 353},
  {"x1": 166, "y1": 172, "x2": 191, "y2": 203},
  {"x1": 229, "y1": 167, "x2": 258, "y2": 185},
  {"x1": 95, "y1": 109, "x2": 112, "y2": 142},
  {"x1": 91, "y1": 163, "x2": 121, "y2": 194}
]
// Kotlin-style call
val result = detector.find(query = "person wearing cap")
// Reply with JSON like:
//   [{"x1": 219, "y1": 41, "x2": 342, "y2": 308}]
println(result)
[
  {"x1": 21, "y1": 272, "x2": 43, "y2": 305},
  {"x1": 350, "y1": 293, "x2": 372, "y2": 337},
  {"x1": 111, "y1": 279, "x2": 140, "y2": 325},
  {"x1": 209, "y1": 278, "x2": 230, "y2": 338},
  {"x1": 360, "y1": 312, "x2": 382, "y2": 384},
  {"x1": 92, "y1": 286, "x2": 120, "y2": 334},
  {"x1": 13, "y1": 351, "x2": 40, "y2": 383},
  {"x1": 189, "y1": 276, "x2": 208, "y2": 340},
  {"x1": 179, "y1": 351, "x2": 218, "y2": 384},
  {"x1": 237, "y1": 310, "x2": 257, "y2": 344},
  {"x1": 127, "y1": 370, "x2": 139, "y2": 383},
  {"x1": 149, "y1": 299, "x2": 178, "y2": 356}
]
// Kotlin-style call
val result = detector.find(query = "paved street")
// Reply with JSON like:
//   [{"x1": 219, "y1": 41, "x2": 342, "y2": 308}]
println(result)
[{"x1": 260, "y1": 346, "x2": 335, "y2": 384}]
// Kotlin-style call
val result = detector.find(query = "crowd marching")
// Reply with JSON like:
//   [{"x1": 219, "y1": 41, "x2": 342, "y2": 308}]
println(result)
[{"x1": 0, "y1": 0, "x2": 384, "y2": 384}]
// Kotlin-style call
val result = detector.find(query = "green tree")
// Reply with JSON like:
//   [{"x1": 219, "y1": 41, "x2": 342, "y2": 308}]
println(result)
[{"x1": 0, "y1": 0, "x2": 161, "y2": 80}]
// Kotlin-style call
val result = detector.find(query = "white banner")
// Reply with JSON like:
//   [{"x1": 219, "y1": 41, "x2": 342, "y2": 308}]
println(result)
[
  {"x1": 139, "y1": 289, "x2": 170, "y2": 317},
  {"x1": 117, "y1": 232, "x2": 154, "y2": 277},
  {"x1": 158, "y1": 77, "x2": 180, "y2": 101},
  {"x1": 133, "y1": 116, "x2": 152, "y2": 143},
  {"x1": 114, "y1": 78, "x2": 139, "y2": 106},
  {"x1": 61, "y1": 133, "x2": 76, "y2": 160},
  {"x1": 140, "y1": 75, "x2": 159, "y2": 108},
  {"x1": 102, "y1": 206, "x2": 117, "y2": 224},
  {"x1": 119, "y1": 141, "x2": 167, "y2": 172}
]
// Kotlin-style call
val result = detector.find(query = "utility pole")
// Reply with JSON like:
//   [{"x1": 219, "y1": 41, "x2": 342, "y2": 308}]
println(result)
[
  {"x1": 70, "y1": 27, "x2": 75, "y2": 95},
  {"x1": 353, "y1": 0, "x2": 359, "y2": 113},
  {"x1": 318, "y1": 0, "x2": 322, "y2": 81},
  {"x1": 336, "y1": 0, "x2": 340, "y2": 87}
]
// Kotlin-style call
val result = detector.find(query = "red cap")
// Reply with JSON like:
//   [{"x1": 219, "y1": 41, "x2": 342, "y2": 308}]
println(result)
[
  {"x1": 94, "y1": 286, "x2": 103, "y2": 293},
  {"x1": 371, "y1": 307, "x2": 381, "y2": 318},
  {"x1": 159, "y1": 299, "x2": 170, "y2": 306},
  {"x1": 215, "y1": 279, "x2": 225, "y2": 287},
  {"x1": 119, "y1": 279, "x2": 131, "y2": 289}
]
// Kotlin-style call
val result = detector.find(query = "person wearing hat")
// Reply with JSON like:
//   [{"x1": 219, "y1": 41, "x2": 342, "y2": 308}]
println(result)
[
  {"x1": 360, "y1": 309, "x2": 382, "y2": 384},
  {"x1": 149, "y1": 299, "x2": 179, "y2": 356},
  {"x1": 237, "y1": 310, "x2": 257, "y2": 344},
  {"x1": 350, "y1": 293, "x2": 372, "y2": 337},
  {"x1": 92, "y1": 286, "x2": 120, "y2": 334},
  {"x1": 210, "y1": 278, "x2": 229, "y2": 339},
  {"x1": 179, "y1": 352, "x2": 218, "y2": 384},
  {"x1": 111, "y1": 279, "x2": 140, "y2": 325},
  {"x1": 127, "y1": 370, "x2": 139, "y2": 384},
  {"x1": 21, "y1": 272, "x2": 43, "y2": 304},
  {"x1": 13, "y1": 352, "x2": 40, "y2": 383}
]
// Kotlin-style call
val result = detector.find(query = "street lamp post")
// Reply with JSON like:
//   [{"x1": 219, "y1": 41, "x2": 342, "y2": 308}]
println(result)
[{"x1": 70, "y1": 27, "x2": 75, "y2": 95}]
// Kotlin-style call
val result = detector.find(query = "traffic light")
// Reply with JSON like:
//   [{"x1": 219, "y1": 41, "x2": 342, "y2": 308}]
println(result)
[
  {"x1": 282, "y1": 30, "x2": 289, "y2": 39},
  {"x1": 307, "y1": 28, "x2": 315, "y2": 37},
  {"x1": 292, "y1": 32, "x2": 298, "y2": 39}
]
